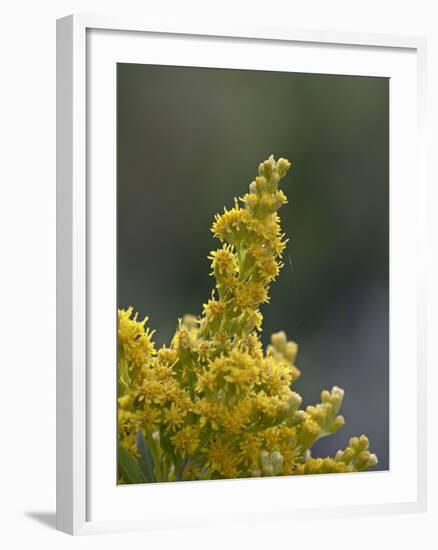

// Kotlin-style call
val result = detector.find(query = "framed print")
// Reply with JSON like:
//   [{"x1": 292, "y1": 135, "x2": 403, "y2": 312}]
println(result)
[{"x1": 56, "y1": 15, "x2": 427, "y2": 535}]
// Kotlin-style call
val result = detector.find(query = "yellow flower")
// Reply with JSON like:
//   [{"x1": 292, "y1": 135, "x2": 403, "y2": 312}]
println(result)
[
  {"x1": 239, "y1": 433, "x2": 261, "y2": 470},
  {"x1": 223, "y1": 349, "x2": 260, "y2": 391},
  {"x1": 238, "y1": 332, "x2": 264, "y2": 359},
  {"x1": 255, "y1": 392, "x2": 288, "y2": 418},
  {"x1": 118, "y1": 307, "x2": 156, "y2": 367},
  {"x1": 244, "y1": 309, "x2": 263, "y2": 332},
  {"x1": 203, "y1": 298, "x2": 226, "y2": 319},
  {"x1": 211, "y1": 207, "x2": 250, "y2": 244},
  {"x1": 232, "y1": 281, "x2": 269, "y2": 312},
  {"x1": 258, "y1": 256, "x2": 281, "y2": 282},
  {"x1": 194, "y1": 339, "x2": 211, "y2": 361},
  {"x1": 138, "y1": 405, "x2": 161, "y2": 431},
  {"x1": 162, "y1": 402, "x2": 187, "y2": 431},
  {"x1": 195, "y1": 369, "x2": 218, "y2": 394},
  {"x1": 156, "y1": 346, "x2": 178, "y2": 367},
  {"x1": 195, "y1": 398, "x2": 223, "y2": 430},
  {"x1": 296, "y1": 417, "x2": 322, "y2": 450},
  {"x1": 221, "y1": 399, "x2": 253, "y2": 433},
  {"x1": 171, "y1": 425, "x2": 200, "y2": 458},
  {"x1": 208, "y1": 245, "x2": 238, "y2": 277},
  {"x1": 182, "y1": 463, "x2": 201, "y2": 481},
  {"x1": 117, "y1": 156, "x2": 378, "y2": 483},
  {"x1": 204, "y1": 438, "x2": 239, "y2": 478}
]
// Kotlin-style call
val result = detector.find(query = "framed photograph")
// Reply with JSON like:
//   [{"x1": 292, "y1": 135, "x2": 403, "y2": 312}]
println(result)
[{"x1": 56, "y1": 15, "x2": 427, "y2": 535}]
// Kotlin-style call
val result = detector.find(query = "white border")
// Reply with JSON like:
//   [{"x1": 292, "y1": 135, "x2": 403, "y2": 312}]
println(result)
[{"x1": 56, "y1": 15, "x2": 427, "y2": 535}]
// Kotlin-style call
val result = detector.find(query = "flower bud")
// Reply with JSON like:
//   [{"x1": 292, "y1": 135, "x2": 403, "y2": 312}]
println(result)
[
  {"x1": 249, "y1": 180, "x2": 258, "y2": 194},
  {"x1": 118, "y1": 395, "x2": 131, "y2": 409},
  {"x1": 286, "y1": 409, "x2": 305, "y2": 427},
  {"x1": 330, "y1": 386, "x2": 344, "y2": 414},
  {"x1": 335, "y1": 450, "x2": 343, "y2": 462},
  {"x1": 368, "y1": 453, "x2": 378, "y2": 468},
  {"x1": 340, "y1": 447, "x2": 355, "y2": 464},
  {"x1": 286, "y1": 391, "x2": 302, "y2": 412},
  {"x1": 255, "y1": 176, "x2": 268, "y2": 193},
  {"x1": 321, "y1": 390, "x2": 331, "y2": 403},
  {"x1": 259, "y1": 449, "x2": 270, "y2": 466},
  {"x1": 271, "y1": 451, "x2": 284, "y2": 475},
  {"x1": 284, "y1": 341, "x2": 298, "y2": 363},
  {"x1": 271, "y1": 331, "x2": 287, "y2": 352},
  {"x1": 262, "y1": 463, "x2": 274, "y2": 476},
  {"x1": 332, "y1": 415, "x2": 345, "y2": 431},
  {"x1": 266, "y1": 171, "x2": 281, "y2": 193},
  {"x1": 244, "y1": 193, "x2": 259, "y2": 211},
  {"x1": 262, "y1": 158, "x2": 274, "y2": 178},
  {"x1": 276, "y1": 158, "x2": 291, "y2": 177},
  {"x1": 293, "y1": 410, "x2": 306, "y2": 425},
  {"x1": 182, "y1": 314, "x2": 198, "y2": 330},
  {"x1": 355, "y1": 451, "x2": 374, "y2": 470}
]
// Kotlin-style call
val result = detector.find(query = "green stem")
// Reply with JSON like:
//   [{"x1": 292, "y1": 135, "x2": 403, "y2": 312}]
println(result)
[{"x1": 146, "y1": 432, "x2": 162, "y2": 481}]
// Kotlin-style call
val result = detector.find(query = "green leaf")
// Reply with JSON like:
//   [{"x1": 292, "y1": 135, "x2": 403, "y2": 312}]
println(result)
[
  {"x1": 117, "y1": 442, "x2": 147, "y2": 484},
  {"x1": 159, "y1": 430, "x2": 176, "y2": 460},
  {"x1": 135, "y1": 431, "x2": 156, "y2": 483}
]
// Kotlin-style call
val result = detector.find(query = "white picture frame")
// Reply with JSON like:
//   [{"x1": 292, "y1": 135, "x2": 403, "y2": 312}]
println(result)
[{"x1": 56, "y1": 14, "x2": 428, "y2": 535}]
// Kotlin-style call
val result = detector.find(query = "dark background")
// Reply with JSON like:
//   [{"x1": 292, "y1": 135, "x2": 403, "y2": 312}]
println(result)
[{"x1": 117, "y1": 63, "x2": 389, "y2": 470}]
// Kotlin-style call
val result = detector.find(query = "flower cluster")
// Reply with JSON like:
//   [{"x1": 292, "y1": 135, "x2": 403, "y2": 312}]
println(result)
[{"x1": 117, "y1": 155, "x2": 378, "y2": 483}]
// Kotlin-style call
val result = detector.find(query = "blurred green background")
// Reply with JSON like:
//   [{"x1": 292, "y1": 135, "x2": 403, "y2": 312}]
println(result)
[{"x1": 117, "y1": 63, "x2": 389, "y2": 470}]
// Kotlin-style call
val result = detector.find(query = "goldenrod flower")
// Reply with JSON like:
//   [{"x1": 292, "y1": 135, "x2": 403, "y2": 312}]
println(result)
[
  {"x1": 117, "y1": 156, "x2": 378, "y2": 484},
  {"x1": 204, "y1": 438, "x2": 239, "y2": 478},
  {"x1": 118, "y1": 307, "x2": 156, "y2": 368},
  {"x1": 171, "y1": 425, "x2": 200, "y2": 458},
  {"x1": 208, "y1": 245, "x2": 238, "y2": 277}
]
